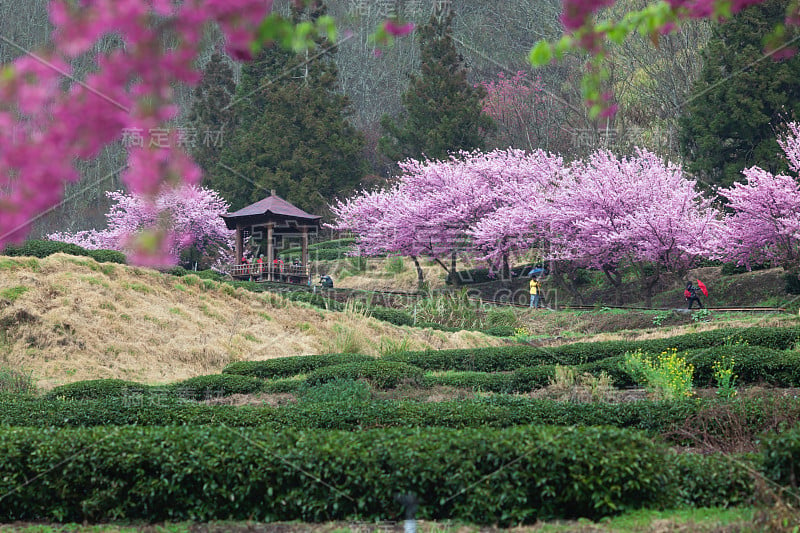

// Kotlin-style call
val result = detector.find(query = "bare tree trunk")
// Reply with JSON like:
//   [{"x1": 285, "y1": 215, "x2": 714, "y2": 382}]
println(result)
[
  {"x1": 410, "y1": 255, "x2": 425, "y2": 291},
  {"x1": 602, "y1": 265, "x2": 624, "y2": 305}
]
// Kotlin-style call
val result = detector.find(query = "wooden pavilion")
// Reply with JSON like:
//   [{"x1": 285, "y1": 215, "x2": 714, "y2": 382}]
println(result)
[{"x1": 221, "y1": 191, "x2": 321, "y2": 283}]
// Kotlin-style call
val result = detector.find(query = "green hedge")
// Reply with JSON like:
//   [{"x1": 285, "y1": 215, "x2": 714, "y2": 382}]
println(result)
[
  {"x1": 3, "y1": 239, "x2": 88, "y2": 258},
  {"x1": 223, "y1": 354, "x2": 374, "y2": 379},
  {"x1": 45, "y1": 379, "x2": 150, "y2": 400},
  {"x1": 670, "y1": 452, "x2": 756, "y2": 508},
  {"x1": 761, "y1": 424, "x2": 800, "y2": 488},
  {"x1": 0, "y1": 395, "x2": 728, "y2": 435},
  {"x1": 384, "y1": 327, "x2": 800, "y2": 372},
  {"x1": 169, "y1": 374, "x2": 266, "y2": 400},
  {"x1": 305, "y1": 361, "x2": 424, "y2": 389},
  {"x1": 368, "y1": 306, "x2": 414, "y2": 326},
  {"x1": 0, "y1": 425, "x2": 677, "y2": 523},
  {"x1": 684, "y1": 346, "x2": 800, "y2": 387},
  {"x1": 2, "y1": 240, "x2": 126, "y2": 264},
  {"x1": 86, "y1": 249, "x2": 127, "y2": 264}
]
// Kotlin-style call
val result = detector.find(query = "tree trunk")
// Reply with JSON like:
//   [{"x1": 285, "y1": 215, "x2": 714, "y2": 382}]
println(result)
[
  {"x1": 410, "y1": 255, "x2": 425, "y2": 291},
  {"x1": 501, "y1": 253, "x2": 510, "y2": 281},
  {"x1": 602, "y1": 265, "x2": 623, "y2": 305}
]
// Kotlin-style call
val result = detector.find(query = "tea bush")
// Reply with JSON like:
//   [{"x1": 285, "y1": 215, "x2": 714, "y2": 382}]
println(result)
[
  {"x1": 45, "y1": 379, "x2": 150, "y2": 400},
  {"x1": 305, "y1": 360, "x2": 424, "y2": 389},
  {"x1": 223, "y1": 353, "x2": 374, "y2": 379},
  {"x1": 2, "y1": 239, "x2": 88, "y2": 258},
  {"x1": 0, "y1": 425, "x2": 676, "y2": 524},
  {"x1": 384, "y1": 327, "x2": 800, "y2": 372},
  {"x1": 86, "y1": 249, "x2": 127, "y2": 264},
  {"x1": 169, "y1": 374, "x2": 265, "y2": 400},
  {"x1": 761, "y1": 424, "x2": 800, "y2": 488},
  {"x1": 368, "y1": 306, "x2": 414, "y2": 326}
]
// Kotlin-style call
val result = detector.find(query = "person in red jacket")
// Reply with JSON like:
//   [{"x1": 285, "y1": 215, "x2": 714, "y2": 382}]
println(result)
[{"x1": 685, "y1": 282, "x2": 703, "y2": 309}]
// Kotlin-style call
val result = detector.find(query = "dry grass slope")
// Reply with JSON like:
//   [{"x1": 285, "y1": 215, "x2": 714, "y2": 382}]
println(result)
[{"x1": 0, "y1": 254, "x2": 501, "y2": 389}]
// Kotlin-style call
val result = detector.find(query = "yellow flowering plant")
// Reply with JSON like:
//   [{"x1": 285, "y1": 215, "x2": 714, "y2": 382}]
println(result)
[
  {"x1": 623, "y1": 348, "x2": 694, "y2": 400},
  {"x1": 712, "y1": 355, "x2": 737, "y2": 398}
]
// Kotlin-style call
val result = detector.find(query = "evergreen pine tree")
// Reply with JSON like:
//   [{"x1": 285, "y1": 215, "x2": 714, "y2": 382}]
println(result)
[
  {"x1": 186, "y1": 52, "x2": 236, "y2": 182},
  {"x1": 210, "y1": 1, "x2": 366, "y2": 215},
  {"x1": 679, "y1": 0, "x2": 800, "y2": 188},
  {"x1": 379, "y1": 9, "x2": 494, "y2": 163}
]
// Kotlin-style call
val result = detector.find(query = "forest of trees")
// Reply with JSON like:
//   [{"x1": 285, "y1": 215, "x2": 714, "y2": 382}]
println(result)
[{"x1": 1, "y1": 0, "x2": 797, "y2": 233}]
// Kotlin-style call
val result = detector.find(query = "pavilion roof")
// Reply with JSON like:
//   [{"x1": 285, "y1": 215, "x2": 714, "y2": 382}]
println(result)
[{"x1": 221, "y1": 193, "x2": 321, "y2": 230}]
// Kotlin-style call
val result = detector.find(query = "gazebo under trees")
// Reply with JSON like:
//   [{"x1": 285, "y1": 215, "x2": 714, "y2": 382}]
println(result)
[{"x1": 221, "y1": 191, "x2": 321, "y2": 283}]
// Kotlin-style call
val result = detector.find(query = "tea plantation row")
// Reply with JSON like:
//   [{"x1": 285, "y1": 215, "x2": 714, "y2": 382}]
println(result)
[
  {"x1": 2, "y1": 395, "x2": 798, "y2": 441},
  {"x1": 0, "y1": 425, "x2": 757, "y2": 524}
]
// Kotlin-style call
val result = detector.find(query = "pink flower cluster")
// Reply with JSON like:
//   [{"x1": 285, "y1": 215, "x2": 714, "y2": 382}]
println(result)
[
  {"x1": 0, "y1": 0, "x2": 269, "y2": 260},
  {"x1": 717, "y1": 122, "x2": 800, "y2": 271},
  {"x1": 331, "y1": 147, "x2": 722, "y2": 277},
  {"x1": 48, "y1": 185, "x2": 234, "y2": 267},
  {"x1": 335, "y1": 124, "x2": 800, "y2": 277}
]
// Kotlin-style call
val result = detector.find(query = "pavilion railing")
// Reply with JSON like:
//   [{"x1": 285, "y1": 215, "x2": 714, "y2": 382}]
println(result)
[{"x1": 228, "y1": 262, "x2": 310, "y2": 282}]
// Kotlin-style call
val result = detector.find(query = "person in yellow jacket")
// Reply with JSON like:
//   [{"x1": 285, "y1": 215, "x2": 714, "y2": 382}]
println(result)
[{"x1": 529, "y1": 277, "x2": 541, "y2": 308}]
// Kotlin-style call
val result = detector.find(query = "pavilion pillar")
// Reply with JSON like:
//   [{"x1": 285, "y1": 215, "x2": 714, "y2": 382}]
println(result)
[
  {"x1": 266, "y1": 223, "x2": 274, "y2": 281},
  {"x1": 235, "y1": 224, "x2": 243, "y2": 265},
  {"x1": 301, "y1": 226, "x2": 310, "y2": 280}
]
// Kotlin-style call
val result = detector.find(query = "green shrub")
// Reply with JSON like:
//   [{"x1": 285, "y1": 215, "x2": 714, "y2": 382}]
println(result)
[
  {"x1": 422, "y1": 371, "x2": 513, "y2": 392},
  {"x1": 46, "y1": 379, "x2": 149, "y2": 400},
  {"x1": 3, "y1": 239, "x2": 88, "y2": 258},
  {"x1": 485, "y1": 307, "x2": 518, "y2": 328},
  {"x1": 10, "y1": 395, "x2": 799, "y2": 439},
  {"x1": 671, "y1": 452, "x2": 756, "y2": 507},
  {"x1": 384, "y1": 327, "x2": 800, "y2": 372},
  {"x1": 305, "y1": 360, "x2": 424, "y2": 389},
  {"x1": 170, "y1": 374, "x2": 265, "y2": 400},
  {"x1": 510, "y1": 365, "x2": 557, "y2": 391},
  {"x1": 86, "y1": 249, "x2": 127, "y2": 264},
  {"x1": 0, "y1": 425, "x2": 676, "y2": 523},
  {"x1": 762, "y1": 425, "x2": 800, "y2": 488},
  {"x1": 295, "y1": 378, "x2": 372, "y2": 404},
  {"x1": 684, "y1": 346, "x2": 800, "y2": 387},
  {"x1": 223, "y1": 353, "x2": 374, "y2": 379},
  {"x1": 480, "y1": 326, "x2": 516, "y2": 337},
  {"x1": 368, "y1": 306, "x2": 414, "y2": 326},
  {"x1": 261, "y1": 377, "x2": 304, "y2": 393}
]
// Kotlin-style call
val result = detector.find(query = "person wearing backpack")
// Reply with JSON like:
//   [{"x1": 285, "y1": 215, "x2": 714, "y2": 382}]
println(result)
[{"x1": 685, "y1": 282, "x2": 703, "y2": 309}]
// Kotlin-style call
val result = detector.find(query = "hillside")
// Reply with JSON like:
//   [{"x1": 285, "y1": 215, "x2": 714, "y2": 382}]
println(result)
[{"x1": 0, "y1": 254, "x2": 501, "y2": 389}]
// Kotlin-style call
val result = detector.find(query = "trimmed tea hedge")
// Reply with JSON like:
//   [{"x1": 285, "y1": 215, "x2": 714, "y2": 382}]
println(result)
[
  {"x1": 0, "y1": 395, "x2": 728, "y2": 435},
  {"x1": 383, "y1": 327, "x2": 800, "y2": 372},
  {"x1": 2, "y1": 239, "x2": 88, "y2": 258},
  {"x1": 169, "y1": 374, "x2": 266, "y2": 400},
  {"x1": 223, "y1": 354, "x2": 375, "y2": 379},
  {"x1": 670, "y1": 452, "x2": 756, "y2": 508},
  {"x1": 2, "y1": 240, "x2": 125, "y2": 264},
  {"x1": 685, "y1": 346, "x2": 800, "y2": 387},
  {"x1": 45, "y1": 379, "x2": 150, "y2": 400},
  {"x1": 0, "y1": 425, "x2": 677, "y2": 523},
  {"x1": 761, "y1": 424, "x2": 800, "y2": 488},
  {"x1": 305, "y1": 360, "x2": 424, "y2": 389},
  {"x1": 368, "y1": 306, "x2": 414, "y2": 326},
  {"x1": 86, "y1": 249, "x2": 126, "y2": 264}
]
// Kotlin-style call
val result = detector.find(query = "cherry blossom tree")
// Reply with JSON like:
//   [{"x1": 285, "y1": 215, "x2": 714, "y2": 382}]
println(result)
[
  {"x1": 332, "y1": 149, "x2": 568, "y2": 287},
  {"x1": 48, "y1": 185, "x2": 234, "y2": 268},
  {"x1": 717, "y1": 122, "x2": 800, "y2": 274},
  {"x1": 545, "y1": 148, "x2": 721, "y2": 305}
]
